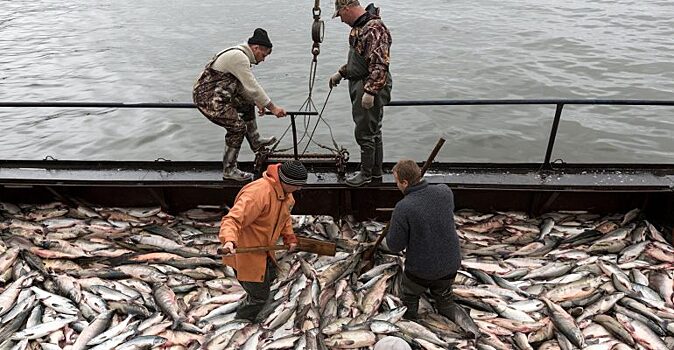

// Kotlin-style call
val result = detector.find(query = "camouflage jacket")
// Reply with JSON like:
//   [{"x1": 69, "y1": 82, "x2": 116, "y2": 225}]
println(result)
[{"x1": 338, "y1": 12, "x2": 392, "y2": 95}]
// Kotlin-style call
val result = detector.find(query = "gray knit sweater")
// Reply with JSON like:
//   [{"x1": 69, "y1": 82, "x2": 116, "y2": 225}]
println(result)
[{"x1": 386, "y1": 180, "x2": 461, "y2": 280}]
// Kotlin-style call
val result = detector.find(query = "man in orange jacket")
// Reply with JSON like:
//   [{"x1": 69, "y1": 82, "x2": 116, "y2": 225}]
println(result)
[{"x1": 219, "y1": 160, "x2": 308, "y2": 322}]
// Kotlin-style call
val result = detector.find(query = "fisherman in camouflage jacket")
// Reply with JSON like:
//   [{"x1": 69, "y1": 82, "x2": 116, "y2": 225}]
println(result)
[{"x1": 329, "y1": 0, "x2": 393, "y2": 187}]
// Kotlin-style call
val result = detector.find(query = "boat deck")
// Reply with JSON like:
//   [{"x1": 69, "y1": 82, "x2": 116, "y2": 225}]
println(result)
[{"x1": 2, "y1": 160, "x2": 673, "y2": 191}]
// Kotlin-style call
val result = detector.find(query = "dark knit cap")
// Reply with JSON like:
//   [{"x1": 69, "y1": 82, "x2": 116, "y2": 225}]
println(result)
[
  {"x1": 278, "y1": 160, "x2": 308, "y2": 186},
  {"x1": 247, "y1": 28, "x2": 273, "y2": 48}
]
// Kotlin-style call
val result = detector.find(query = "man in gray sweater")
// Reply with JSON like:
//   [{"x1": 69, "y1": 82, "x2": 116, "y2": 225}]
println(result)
[{"x1": 384, "y1": 159, "x2": 462, "y2": 320}]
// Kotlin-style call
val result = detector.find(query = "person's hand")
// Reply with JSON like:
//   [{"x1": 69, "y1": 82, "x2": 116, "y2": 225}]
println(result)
[
  {"x1": 287, "y1": 243, "x2": 297, "y2": 253},
  {"x1": 329, "y1": 72, "x2": 343, "y2": 89},
  {"x1": 221, "y1": 241, "x2": 236, "y2": 255},
  {"x1": 256, "y1": 103, "x2": 266, "y2": 116},
  {"x1": 270, "y1": 105, "x2": 286, "y2": 118},
  {"x1": 362, "y1": 93, "x2": 375, "y2": 109}
]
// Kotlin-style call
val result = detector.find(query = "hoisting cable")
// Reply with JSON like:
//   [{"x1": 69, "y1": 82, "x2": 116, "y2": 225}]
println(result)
[
  {"x1": 270, "y1": 0, "x2": 323, "y2": 153},
  {"x1": 292, "y1": 0, "x2": 324, "y2": 147},
  {"x1": 299, "y1": 0, "x2": 343, "y2": 154},
  {"x1": 306, "y1": 0, "x2": 324, "y2": 103},
  {"x1": 270, "y1": 0, "x2": 343, "y2": 157},
  {"x1": 301, "y1": 87, "x2": 341, "y2": 156}
]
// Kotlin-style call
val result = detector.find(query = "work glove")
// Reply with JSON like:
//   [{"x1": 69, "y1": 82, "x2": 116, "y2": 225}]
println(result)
[
  {"x1": 362, "y1": 92, "x2": 375, "y2": 109},
  {"x1": 329, "y1": 72, "x2": 343, "y2": 89}
]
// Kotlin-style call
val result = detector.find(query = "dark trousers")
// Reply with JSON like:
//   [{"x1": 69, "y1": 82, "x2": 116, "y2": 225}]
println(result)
[
  {"x1": 235, "y1": 259, "x2": 277, "y2": 322},
  {"x1": 400, "y1": 270, "x2": 456, "y2": 320},
  {"x1": 348, "y1": 79, "x2": 391, "y2": 177}
]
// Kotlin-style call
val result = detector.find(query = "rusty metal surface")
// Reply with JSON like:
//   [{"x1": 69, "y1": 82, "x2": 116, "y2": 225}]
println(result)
[
  {"x1": 1, "y1": 160, "x2": 673, "y2": 192},
  {"x1": 2, "y1": 183, "x2": 673, "y2": 240},
  {"x1": 1, "y1": 160, "x2": 673, "y2": 232}
]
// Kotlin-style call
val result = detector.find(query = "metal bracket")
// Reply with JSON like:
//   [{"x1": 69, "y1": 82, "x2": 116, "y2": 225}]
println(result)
[{"x1": 254, "y1": 148, "x2": 349, "y2": 178}]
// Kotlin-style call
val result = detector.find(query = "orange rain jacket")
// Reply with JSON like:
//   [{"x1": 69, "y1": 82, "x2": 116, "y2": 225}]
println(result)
[{"x1": 219, "y1": 164, "x2": 299, "y2": 282}]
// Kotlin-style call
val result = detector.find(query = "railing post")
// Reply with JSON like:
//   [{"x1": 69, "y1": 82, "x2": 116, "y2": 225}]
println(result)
[
  {"x1": 542, "y1": 104, "x2": 564, "y2": 170},
  {"x1": 290, "y1": 114, "x2": 299, "y2": 160}
]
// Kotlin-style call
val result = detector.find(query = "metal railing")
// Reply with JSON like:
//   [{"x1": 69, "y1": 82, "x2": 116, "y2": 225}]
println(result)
[
  {"x1": 1, "y1": 99, "x2": 673, "y2": 168},
  {"x1": 391, "y1": 99, "x2": 674, "y2": 169},
  {"x1": 0, "y1": 101, "x2": 319, "y2": 160}
]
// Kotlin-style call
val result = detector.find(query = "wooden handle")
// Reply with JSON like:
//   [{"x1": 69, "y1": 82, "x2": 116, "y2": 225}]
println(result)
[
  {"x1": 216, "y1": 237, "x2": 336, "y2": 256},
  {"x1": 237, "y1": 245, "x2": 287, "y2": 253},
  {"x1": 372, "y1": 224, "x2": 390, "y2": 249},
  {"x1": 363, "y1": 223, "x2": 390, "y2": 261},
  {"x1": 217, "y1": 245, "x2": 286, "y2": 255},
  {"x1": 420, "y1": 138, "x2": 446, "y2": 176}
]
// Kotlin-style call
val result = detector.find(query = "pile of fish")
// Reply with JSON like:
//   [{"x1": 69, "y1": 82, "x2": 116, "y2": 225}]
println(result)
[{"x1": 0, "y1": 200, "x2": 673, "y2": 350}]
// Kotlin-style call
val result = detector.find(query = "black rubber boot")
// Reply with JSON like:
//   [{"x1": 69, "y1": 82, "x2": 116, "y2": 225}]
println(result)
[
  {"x1": 371, "y1": 137, "x2": 383, "y2": 179},
  {"x1": 400, "y1": 271, "x2": 424, "y2": 321},
  {"x1": 236, "y1": 258, "x2": 276, "y2": 323},
  {"x1": 346, "y1": 149, "x2": 374, "y2": 187},
  {"x1": 235, "y1": 296, "x2": 266, "y2": 322},
  {"x1": 222, "y1": 146, "x2": 253, "y2": 181},
  {"x1": 245, "y1": 119, "x2": 277, "y2": 152},
  {"x1": 402, "y1": 300, "x2": 420, "y2": 321}
]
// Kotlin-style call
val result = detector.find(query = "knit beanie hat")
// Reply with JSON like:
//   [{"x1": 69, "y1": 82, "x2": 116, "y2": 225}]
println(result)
[
  {"x1": 247, "y1": 28, "x2": 273, "y2": 48},
  {"x1": 278, "y1": 160, "x2": 307, "y2": 186},
  {"x1": 374, "y1": 337, "x2": 412, "y2": 350}
]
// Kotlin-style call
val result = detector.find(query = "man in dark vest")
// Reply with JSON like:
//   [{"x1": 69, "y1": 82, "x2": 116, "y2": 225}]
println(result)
[
  {"x1": 330, "y1": 1, "x2": 393, "y2": 187},
  {"x1": 193, "y1": 28, "x2": 286, "y2": 181}
]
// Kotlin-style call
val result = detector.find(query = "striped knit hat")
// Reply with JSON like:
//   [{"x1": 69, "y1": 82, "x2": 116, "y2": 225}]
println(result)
[{"x1": 278, "y1": 161, "x2": 308, "y2": 186}]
